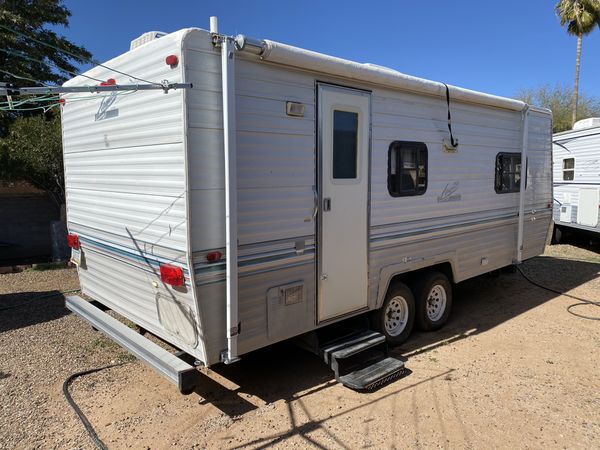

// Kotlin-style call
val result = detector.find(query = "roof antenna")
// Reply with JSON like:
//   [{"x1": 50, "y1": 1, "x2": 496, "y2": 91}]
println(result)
[{"x1": 210, "y1": 16, "x2": 218, "y2": 34}]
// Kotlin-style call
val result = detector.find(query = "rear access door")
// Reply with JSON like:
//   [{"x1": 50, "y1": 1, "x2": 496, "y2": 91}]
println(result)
[{"x1": 317, "y1": 84, "x2": 371, "y2": 322}]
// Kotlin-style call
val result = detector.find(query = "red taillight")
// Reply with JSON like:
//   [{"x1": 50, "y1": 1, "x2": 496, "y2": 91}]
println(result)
[
  {"x1": 165, "y1": 54, "x2": 178, "y2": 67},
  {"x1": 100, "y1": 78, "x2": 116, "y2": 86},
  {"x1": 206, "y1": 251, "x2": 222, "y2": 263},
  {"x1": 67, "y1": 233, "x2": 80, "y2": 249},
  {"x1": 160, "y1": 264, "x2": 184, "y2": 286}
]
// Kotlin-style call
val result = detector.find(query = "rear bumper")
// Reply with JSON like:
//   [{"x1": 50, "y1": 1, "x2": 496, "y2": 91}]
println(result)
[{"x1": 65, "y1": 295, "x2": 199, "y2": 394}]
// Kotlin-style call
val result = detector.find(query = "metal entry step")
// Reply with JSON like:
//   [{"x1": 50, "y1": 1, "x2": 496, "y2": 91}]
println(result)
[
  {"x1": 65, "y1": 295, "x2": 199, "y2": 394},
  {"x1": 318, "y1": 329, "x2": 406, "y2": 391}
]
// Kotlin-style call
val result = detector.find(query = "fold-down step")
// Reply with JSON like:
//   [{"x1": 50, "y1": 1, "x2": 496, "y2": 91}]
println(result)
[
  {"x1": 318, "y1": 329, "x2": 406, "y2": 391},
  {"x1": 65, "y1": 295, "x2": 199, "y2": 394}
]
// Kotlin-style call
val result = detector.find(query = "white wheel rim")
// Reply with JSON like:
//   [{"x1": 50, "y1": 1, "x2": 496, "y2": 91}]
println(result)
[
  {"x1": 385, "y1": 296, "x2": 409, "y2": 336},
  {"x1": 426, "y1": 284, "x2": 447, "y2": 321}
]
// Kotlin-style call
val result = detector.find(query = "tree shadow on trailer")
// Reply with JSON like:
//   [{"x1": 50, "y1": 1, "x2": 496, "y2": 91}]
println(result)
[
  {"x1": 194, "y1": 255, "x2": 599, "y2": 417},
  {"x1": 0, "y1": 290, "x2": 69, "y2": 333}
]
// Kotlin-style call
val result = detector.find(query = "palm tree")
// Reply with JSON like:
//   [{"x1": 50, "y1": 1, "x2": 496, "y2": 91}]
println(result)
[{"x1": 555, "y1": 0, "x2": 600, "y2": 127}]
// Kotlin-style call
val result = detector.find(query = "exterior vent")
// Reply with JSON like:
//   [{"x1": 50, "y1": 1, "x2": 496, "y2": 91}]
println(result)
[
  {"x1": 130, "y1": 31, "x2": 168, "y2": 50},
  {"x1": 573, "y1": 117, "x2": 600, "y2": 131}
]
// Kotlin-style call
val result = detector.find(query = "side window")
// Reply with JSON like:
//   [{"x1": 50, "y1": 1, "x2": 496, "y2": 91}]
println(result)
[
  {"x1": 388, "y1": 141, "x2": 428, "y2": 196},
  {"x1": 332, "y1": 110, "x2": 358, "y2": 179},
  {"x1": 495, "y1": 152, "x2": 525, "y2": 193},
  {"x1": 563, "y1": 158, "x2": 574, "y2": 181}
]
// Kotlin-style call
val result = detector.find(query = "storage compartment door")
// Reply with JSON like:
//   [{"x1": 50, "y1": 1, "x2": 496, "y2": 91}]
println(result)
[{"x1": 577, "y1": 188, "x2": 600, "y2": 227}]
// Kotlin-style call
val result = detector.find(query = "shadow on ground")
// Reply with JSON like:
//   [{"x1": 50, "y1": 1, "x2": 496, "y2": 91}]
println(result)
[
  {"x1": 0, "y1": 290, "x2": 69, "y2": 333},
  {"x1": 555, "y1": 228, "x2": 600, "y2": 252},
  {"x1": 195, "y1": 255, "x2": 599, "y2": 419}
]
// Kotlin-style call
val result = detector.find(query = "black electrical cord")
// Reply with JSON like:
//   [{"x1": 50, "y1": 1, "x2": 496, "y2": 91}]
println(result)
[
  {"x1": 442, "y1": 83, "x2": 458, "y2": 148},
  {"x1": 516, "y1": 265, "x2": 600, "y2": 321},
  {"x1": 0, "y1": 289, "x2": 80, "y2": 311},
  {"x1": 63, "y1": 363, "x2": 127, "y2": 450}
]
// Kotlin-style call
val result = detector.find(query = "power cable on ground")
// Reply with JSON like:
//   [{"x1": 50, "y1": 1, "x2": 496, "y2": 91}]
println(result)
[
  {"x1": 516, "y1": 264, "x2": 600, "y2": 321},
  {"x1": 63, "y1": 363, "x2": 128, "y2": 450}
]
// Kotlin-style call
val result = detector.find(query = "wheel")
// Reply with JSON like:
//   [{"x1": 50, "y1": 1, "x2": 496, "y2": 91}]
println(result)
[
  {"x1": 412, "y1": 272, "x2": 452, "y2": 331},
  {"x1": 371, "y1": 282, "x2": 415, "y2": 346},
  {"x1": 551, "y1": 225, "x2": 562, "y2": 244}
]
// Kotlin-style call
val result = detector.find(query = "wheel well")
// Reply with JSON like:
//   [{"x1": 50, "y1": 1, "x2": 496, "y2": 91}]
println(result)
[{"x1": 388, "y1": 262, "x2": 455, "y2": 289}]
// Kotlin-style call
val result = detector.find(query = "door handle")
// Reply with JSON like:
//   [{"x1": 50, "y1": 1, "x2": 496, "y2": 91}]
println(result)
[{"x1": 323, "y1": 198, "x2": 331, "y2": 211}]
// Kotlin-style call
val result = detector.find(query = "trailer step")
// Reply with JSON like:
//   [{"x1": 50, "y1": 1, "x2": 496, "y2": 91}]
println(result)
[
  {"x1": 65, "y1": 295, "x2": 199, "y2": 394},
  {"x1": 338, "y1": 357, "x2": 406, "y2": 391},
  {"x1": 330, "y1": 333, "x2": 386, "y2": 361},
  {"x1": 316, "y1": 327, "x2": 406, "y2": 391},
  {"x1": 320, "y1": 330, "x2": 384, "y2": 364}
]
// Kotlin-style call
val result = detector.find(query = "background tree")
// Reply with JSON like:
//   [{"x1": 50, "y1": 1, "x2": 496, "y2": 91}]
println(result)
[
  {"x1": 516, "y1": 84, "x2": 600, "y2": 133},
  {"x1": 2, "y1": 114, "x2": 64, "y2": 206},
  {"x1": 0, "y1": 0, "x2": 91, "y2": 200},
  {"x1": 555, "y1": 0, "x2": 600, "y2": 127}
]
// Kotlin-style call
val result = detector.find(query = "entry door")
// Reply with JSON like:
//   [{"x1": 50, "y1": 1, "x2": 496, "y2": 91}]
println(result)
[{"x1": 317, "y1": 84, "x2": 370, "y2": 322}]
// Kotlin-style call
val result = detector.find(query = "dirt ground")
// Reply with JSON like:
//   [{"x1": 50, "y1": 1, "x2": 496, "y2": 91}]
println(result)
[{"x1": 1, "y1": 239, "x2": 599, "y2": 449}]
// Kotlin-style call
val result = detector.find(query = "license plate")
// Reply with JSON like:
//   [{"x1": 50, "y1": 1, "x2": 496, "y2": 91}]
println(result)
[{"x1": 70, "y1": 248, "x2": 82, "y2": 266}]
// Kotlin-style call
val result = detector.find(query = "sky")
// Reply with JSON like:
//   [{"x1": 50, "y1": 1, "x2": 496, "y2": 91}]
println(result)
[{"x1": 52, "y1": 0, "x2": 600, "y2": 99}]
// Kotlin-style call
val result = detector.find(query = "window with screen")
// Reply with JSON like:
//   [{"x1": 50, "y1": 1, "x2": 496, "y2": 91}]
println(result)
[
  {"x1": 563, "y1": 158, "x2": 574, "y2": 181},
  {"x1": 388, "y1": 141, "x2": 428, "y2": 196},
  {"x1": 495, "y1": 152, "x2": 526, "y2": 193},
  {"x1": 332, "y1": 110, "x2": 358, "y2": 179}
]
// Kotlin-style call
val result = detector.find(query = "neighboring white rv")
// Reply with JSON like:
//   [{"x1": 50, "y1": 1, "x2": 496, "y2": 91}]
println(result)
[
  {"x1": 62, "y1": 21, "x2": 553, "y2": 392},
  {"x1": 552, "y1": 118, "x2": 600, "y2": 242}
]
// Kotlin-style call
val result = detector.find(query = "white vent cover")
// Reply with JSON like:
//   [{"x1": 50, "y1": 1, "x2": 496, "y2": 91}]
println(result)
[
  {"x1": 130, "y1": 31, "x2": 167, "y2": 50},
  {"x1": 573, "y1": 117, "x2": 600, "y2": 131}
]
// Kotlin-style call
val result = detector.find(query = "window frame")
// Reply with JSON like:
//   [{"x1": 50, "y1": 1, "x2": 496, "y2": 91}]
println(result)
[
  {"x1": 562, "y1": 158, "x2": 575, "y2": 181},
  {"x1": 387, "y1": 140, "x2": 428, "y2": 197},
  {"x1": 494, "y1": 152, "x2": 526, "y2": 194}
]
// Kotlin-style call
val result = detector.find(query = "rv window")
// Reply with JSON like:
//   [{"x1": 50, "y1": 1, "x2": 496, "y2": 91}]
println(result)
[
  {"x1": 563, "y1": 158, "x2": 574, "y2": 181},
  {"x1": 388, "y1": 141, "x2": 428, "y2": 196},
  {"x1": 332, "y1": 110, "x2": 358, "y2": 179},
  {"x1": 495, "y1": 152, "x2": 526, "y2": 193}
]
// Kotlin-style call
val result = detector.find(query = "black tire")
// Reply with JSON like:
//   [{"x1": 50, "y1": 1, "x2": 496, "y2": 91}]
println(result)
[
  {"x1": 412, "y1": 272, "x2": 452, "y2": 331},
  {"x1": 371, "y1": 282, "x2": 415, "y2": 346},
  {"x1": 551, "y1": 225, "x2": 562, "y2": 244}
]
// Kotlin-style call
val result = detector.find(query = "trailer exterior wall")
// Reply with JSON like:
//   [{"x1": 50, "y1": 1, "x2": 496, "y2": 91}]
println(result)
[
  {"x1": 552, "y1": 126, "x2": 600, "y2": 234},
  {"x1": 182, "y1": 29, "x2": 552, "y2": 364},
  {"x1": 61, "y1": 30, "x2": 207, "y2": 363}
]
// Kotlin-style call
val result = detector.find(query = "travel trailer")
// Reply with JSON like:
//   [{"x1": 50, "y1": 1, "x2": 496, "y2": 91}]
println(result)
[
  {"x1": 552, "y1": 118, "x2": 600, "y2": 242},
  {"x1": 62, "y1": 19, "x2": 553, "y2": 393}
]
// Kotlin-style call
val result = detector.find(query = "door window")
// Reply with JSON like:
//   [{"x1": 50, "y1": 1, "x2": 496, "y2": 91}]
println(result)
[{"x1": 332, "y1": 110, "x2": 359, "y2": 179}]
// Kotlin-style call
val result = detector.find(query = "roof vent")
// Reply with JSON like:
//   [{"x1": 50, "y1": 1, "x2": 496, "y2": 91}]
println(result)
[
  {"x1": 130, "y1": 31, "x2": 168, "y2": 50},
  {"x1": 573, "y1": 117, "x2": 600, "y2": 131}
]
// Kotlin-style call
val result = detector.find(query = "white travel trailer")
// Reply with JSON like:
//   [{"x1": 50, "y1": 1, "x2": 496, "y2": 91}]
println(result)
[
  {"x1": 62, "y1": 20, "x2": 553, "y2": 392},
  {"x1": 552, "y1": 118, "x2": 600, "y2": 241}
]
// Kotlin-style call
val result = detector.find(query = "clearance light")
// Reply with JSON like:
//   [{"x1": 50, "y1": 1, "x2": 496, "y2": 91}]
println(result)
[
  {"x1": 165, "y1": 55, "x2": 178, "y2": 67},
  {"x1": 100, "y1": 78, "x2": 116, "y2": 86},
  {"x1": 206, "y1": 251, "x2": 222, "y2": 263},
  {"x1": 67, "y1": 234, "x2": 80, "y2": 249},
  {"x1": 160, "y1": 264, "x2": 184, "y2": 287}
]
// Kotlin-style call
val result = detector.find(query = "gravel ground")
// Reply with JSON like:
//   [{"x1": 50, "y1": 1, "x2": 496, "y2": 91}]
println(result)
[
  {"x1": 0, "y1": 243, "x2": 598, "y2": 449},
  {"x1": 0, "y1": 268, "x2": 132, "y2": 449}
]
